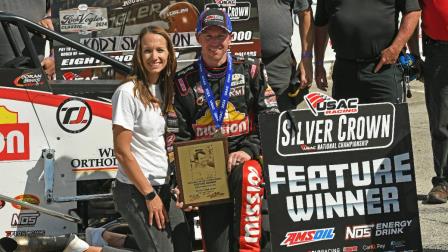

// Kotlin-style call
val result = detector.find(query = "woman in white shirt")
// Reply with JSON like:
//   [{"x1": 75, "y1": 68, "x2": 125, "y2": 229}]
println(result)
[{"x1": 111, "y1": 26, "x2": 190, "y2": 252}]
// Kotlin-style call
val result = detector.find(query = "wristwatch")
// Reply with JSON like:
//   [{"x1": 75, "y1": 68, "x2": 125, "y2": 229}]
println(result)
[{"x1": 144, "y1": 191, "x2": 157, "y2": 201}]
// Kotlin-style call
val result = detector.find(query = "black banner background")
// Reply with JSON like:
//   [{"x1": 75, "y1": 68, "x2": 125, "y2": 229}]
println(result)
[
  {"x1": 51, "y1": 0, "x2": 260, "y2": 80},
  {"x1": 259, "y1": 103, "x2": 422, "y2": 252}
]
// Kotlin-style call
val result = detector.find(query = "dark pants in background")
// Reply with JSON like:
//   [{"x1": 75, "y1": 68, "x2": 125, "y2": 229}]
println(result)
[
  {"x1": 263, "y1": 46, "x2": 308, "y2": 111},
  {"x1": 113, "y1": 181, "x2": 191, "y2": 252},
  {"x1": 423, "y1": 40, "x2": 448, "y2": 187},
  {"x1": 332, "y1": 58, "x2": 404, "y2": 104}
]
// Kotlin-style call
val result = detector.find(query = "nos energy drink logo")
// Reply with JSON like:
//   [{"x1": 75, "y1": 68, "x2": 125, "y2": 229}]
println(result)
[
  {"x1": 56, "y1": 98, "x2": 92, "y2": 134},
  {"x1": 305, "y1": 92, "x2": 358, "y2": 116},
  {"x1": 0, "y1": 106, "x2": 30, "y2": 161}
]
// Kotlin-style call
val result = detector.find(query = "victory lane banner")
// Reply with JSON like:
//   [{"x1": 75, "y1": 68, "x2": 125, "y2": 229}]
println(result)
[
  {"x1": 51, "y1": 0, "x2": 261, "y2": 80},
  {"x1": 259, "y1": 93, "x2": 422, "y2": 252}
]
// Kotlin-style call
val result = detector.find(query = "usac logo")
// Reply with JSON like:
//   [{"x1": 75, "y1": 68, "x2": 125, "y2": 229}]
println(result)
[{"x1": 56, "y1": 98, "x2": 92, "y2": 134}]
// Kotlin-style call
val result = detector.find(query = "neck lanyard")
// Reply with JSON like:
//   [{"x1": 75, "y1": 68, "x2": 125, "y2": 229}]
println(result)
[{"x1": 197, "y1": 53, "x2": 233, "y2": 131}]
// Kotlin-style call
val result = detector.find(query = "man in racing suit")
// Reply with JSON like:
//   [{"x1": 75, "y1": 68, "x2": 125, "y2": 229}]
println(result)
[{"x1": 166, "y1": 8, "x2": 278, "y2": 252}]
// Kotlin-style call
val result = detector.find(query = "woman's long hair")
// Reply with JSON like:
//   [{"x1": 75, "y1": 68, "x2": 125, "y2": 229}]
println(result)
[{"x1": 128, "y1": 26, "x2": 176, "y2": 114}]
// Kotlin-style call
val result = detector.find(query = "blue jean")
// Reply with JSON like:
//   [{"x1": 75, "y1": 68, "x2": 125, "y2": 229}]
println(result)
[
  {"x1": 112, "y1": 180, "x2": 191, "y2": 252},
  {"x1": 423, "y1": 38, "x2": 448, "y2": 186}
]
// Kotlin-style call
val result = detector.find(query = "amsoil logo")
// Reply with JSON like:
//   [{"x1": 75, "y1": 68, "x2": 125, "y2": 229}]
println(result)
[
  {"x1": 305, "y1": 92, "x2": 358, "y2": 116},
  {"x1": 56, "y1": 98, "x2": 92, "y2": 133},
  {"x1": 280, "y1": 228, "x2": 335, "y2": 247},
  {"x1": 0, "y1": 106, "x2": 30, "y2": 161},
  {"x1": 13, "y1": 72, "x2": 44, "y2": 87}
]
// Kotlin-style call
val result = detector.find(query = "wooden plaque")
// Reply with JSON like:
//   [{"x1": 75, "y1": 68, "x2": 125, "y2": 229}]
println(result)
[{"x1": 174, "y1": 137, "x2": 231, "y2": 207}]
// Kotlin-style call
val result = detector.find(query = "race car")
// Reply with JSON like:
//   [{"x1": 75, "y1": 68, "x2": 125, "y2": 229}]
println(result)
[{"x1": 0, "y1": 11, "x2": 131, "y2": 250}]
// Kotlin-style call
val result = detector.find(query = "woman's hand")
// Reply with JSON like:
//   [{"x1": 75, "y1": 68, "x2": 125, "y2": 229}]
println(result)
[
  {"x1": 172, "y1": 187, "x2": 198, "y2": 212},
  {"x1": 146, "y1": 195, "x2": 169, "y2": 230}
]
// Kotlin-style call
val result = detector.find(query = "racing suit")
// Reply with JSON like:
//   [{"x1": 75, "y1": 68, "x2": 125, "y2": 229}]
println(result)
[{"x1": 166, "y1": 56, "x2": 279, "y2": 252}]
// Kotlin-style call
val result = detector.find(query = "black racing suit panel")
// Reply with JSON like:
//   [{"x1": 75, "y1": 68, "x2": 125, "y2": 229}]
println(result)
[{"x1": 166, "y1": 56, "x2": 278, "y2": 252}]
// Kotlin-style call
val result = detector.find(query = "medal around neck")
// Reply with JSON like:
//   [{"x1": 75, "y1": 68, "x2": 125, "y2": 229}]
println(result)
[{"x1": 213, "y1": 128, "x2": 224, "y2": 138}]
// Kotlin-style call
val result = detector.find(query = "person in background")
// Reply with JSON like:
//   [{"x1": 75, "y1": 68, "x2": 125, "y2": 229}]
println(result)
[
  {"x1": 408, "y1": 0, "x2": 448, "y2": 204},
  {"x1": 259, "y1": 0, "x2": 314, "y2": 111},
  {"x1": 111, "y1": 26, "x2": 191, "y2": 252},
  {"x1": 0, "y1": 0, "x2": 55, "y2": 78},
  {"x1": 314, "y1": 0, "x2": 421, "y2": 104},
  {"x1": 167, "y1": 8, "x2": 278, "y2": 252}
]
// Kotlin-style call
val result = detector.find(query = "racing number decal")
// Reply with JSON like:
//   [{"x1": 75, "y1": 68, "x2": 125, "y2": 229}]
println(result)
[{"x1": 56, "y1": 98, "x2": 92, "y2": 133}]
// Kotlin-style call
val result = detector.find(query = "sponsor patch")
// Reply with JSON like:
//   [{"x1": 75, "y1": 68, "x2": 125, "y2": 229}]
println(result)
[
  {"x1": 346, "y1": 220, "x2": 413, "y2": 240},
  {"x1": 193, "y1": 102, "x2": 249, "y2": 138},
  {"x1": 231, "y1": 73, "x2": 245, "y2": 86},
  {"x1": 262, "y1": 67, "x2": 269, "y2": 83},
  {"x1": 390, "y1": 240, "x2": 406, "y2": 248},
  {"x1": 210, "y1": 0, "x2": 237, "y2": 7},
  {"x1": 280, "y1": 228, "x2": 335, "y2": 247},
  {"x1": 276, "y1": 101, "x2": 395, "y2": 156},
  {"x1": 345, "y1": 224, "x2": 374, "y2": 240},
  {"x1": 70, "y1": 148, "x2": 117, "y2": 170},
  {"x1": 250, "y1": 64, "x2": 257, "y2": 79},
  {"x1": 176, "y1": 78, "x2": 189, "y2": 96},
  {"x1": 343, "y1": 246, "x2": 358, "y2": 252},
  {"x1": 194, "y1": 82, "x2": 204, "y2": 94},
  {"x1": 205, "y1": 14, "x2": 224, "y2": 23},
  {"x1": 56, "y1": 98, "x2": 92, "y2": 134},
  {"x1": 0, "y1": 106, "x2": 30, "y2": 161},
  {"x1": 361, "y1": 243, "x2": 385, "y2": 251},
  {"x1": 59, "y1": 6, "x2": 108, "y2": 33},
  {"x1": 5, "y1": 230, "x2": 45, "y2": 237},
  {"x1": 230, "y1": 86, "x2": 245, "y2": 97},
  {"x1": 13, "y1": 71, "x2": 44, "y2": 87},
  {"x1": 263, "y1": 85, "x2": 277, "y2": 108},
  {"x1": 11, "y1": 212, "x2": 40, "y2": 227},
  {"x1": 239, "y1": 161, "x2": 263, "y2": 250},
  {"x1": 305, "y1": 92, "x2": 359, "y2": 116},
  {"x1": 196, "y1": 96, "x2": 205, "y2": 106},
  {"x1": 11, "y1": 194, "x2": 40, "y2": 210}
]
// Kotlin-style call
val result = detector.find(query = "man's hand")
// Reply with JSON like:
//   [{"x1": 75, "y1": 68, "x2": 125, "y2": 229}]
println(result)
[
  {"x1": 39, "y1": 17, "x2": 54, "y2": 31},
  {"x1": 227, "y1": 151, "x2": 251, "y2": 172},
  {"x1": 298, "y1": 58, "x2": 313, "y2": 89},
  {"x1": 146, "y1": 195, "x2": 169, "y2": 230},
  {"x1": 374, "y1": 45, "x2": 401, "y2": 73},
  {"x1": 41, "y1": 57, "x2": 55, "y2": 79},
  {"x1": 315, "y1": 64, "x2": 328, "y2": 91}
]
